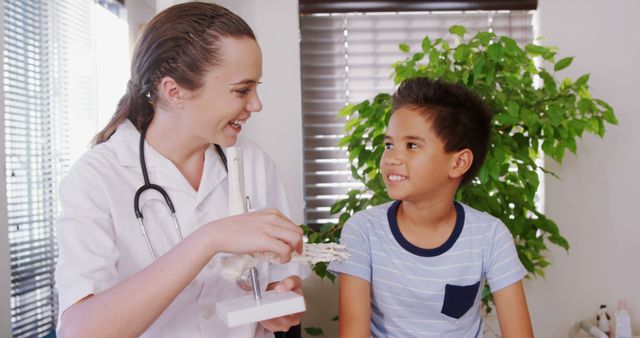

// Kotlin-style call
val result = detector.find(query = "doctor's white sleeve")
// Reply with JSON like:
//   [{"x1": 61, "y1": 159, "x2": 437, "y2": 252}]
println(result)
[{"x1": 54, "y1": 155, "x2": 120, "y2": 325}]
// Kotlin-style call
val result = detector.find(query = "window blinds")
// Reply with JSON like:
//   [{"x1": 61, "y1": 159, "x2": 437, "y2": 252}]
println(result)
[
  {"x1": 300, "y1": 11, "x2": 534, "y2": 225},
  {"x1": 4, "y1": 1, "x2": 58, "y2": 337},
  {"x1": 3, "y1": 0, "x2": 116, "y2": 336}
]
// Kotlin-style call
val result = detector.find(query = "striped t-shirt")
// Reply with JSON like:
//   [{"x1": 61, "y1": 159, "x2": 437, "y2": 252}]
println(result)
[{"x1": 328, "y1": 200, "x2": 526, "y2": 338}]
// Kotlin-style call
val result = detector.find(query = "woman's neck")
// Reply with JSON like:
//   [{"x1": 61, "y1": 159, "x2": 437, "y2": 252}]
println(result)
[{"x1": 144, "y1": 114, "x2": 208, "y2": 191}]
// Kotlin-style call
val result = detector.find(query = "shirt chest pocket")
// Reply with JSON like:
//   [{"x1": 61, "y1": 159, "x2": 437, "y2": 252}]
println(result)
[{"x1": 440, "y1": 281, "x2": 480, "y2": 319}]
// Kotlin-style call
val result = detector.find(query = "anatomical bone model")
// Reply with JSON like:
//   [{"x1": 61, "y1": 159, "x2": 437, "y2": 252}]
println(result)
[{"x1": 220, "y1": 242, "x2": 350, "y2": 281}]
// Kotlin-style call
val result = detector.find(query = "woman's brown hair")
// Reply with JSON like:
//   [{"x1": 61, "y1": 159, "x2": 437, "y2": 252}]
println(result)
[{"x1": 93, "y1": 2, "x2": 255, "y2": 145}]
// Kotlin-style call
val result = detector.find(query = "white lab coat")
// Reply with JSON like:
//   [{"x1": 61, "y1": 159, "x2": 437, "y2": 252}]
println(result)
[{"x1": 55, "y1": 120, "x2": 309, "y2": 337}]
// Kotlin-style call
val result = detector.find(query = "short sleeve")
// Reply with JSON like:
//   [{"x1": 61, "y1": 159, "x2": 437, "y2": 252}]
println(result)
[
  {"x1": 327, "y1": 215, "x2": 372, "y2": 283},
  {"x1": 54, "y1": 158, "x2": 120, "y2": 322},
  {"x1": 484, "y1": 220, "x2": 527, "y2": 292}
]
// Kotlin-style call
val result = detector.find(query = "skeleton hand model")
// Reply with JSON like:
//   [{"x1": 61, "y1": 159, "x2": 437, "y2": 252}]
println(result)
[{"x1": 220, "y1": 243, "x2": 350, "y2": 281}]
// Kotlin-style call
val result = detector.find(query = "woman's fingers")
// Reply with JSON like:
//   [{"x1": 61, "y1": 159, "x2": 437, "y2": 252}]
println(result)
[
  {"x1": 249, "y1": 209, "x2": 302, "y2": 259},
  {"x1": 207, "y1": 208, "x2": 304, "y2": 259},
  {"x1": 265, "y1": 223, "x2": 302, "y2": 252},
  {"x1": 273, "y1": 276, "x2": 302, "y2": 293}
]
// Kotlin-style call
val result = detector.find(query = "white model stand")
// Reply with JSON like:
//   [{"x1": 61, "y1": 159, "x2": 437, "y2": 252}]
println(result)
[{"x1": 216, "y1": 290, "x2": 305, "y2": 328}]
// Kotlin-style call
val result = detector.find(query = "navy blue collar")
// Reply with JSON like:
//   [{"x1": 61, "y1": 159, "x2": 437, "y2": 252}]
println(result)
[{"x1": 387, "y1": 200, "x2": 465, "y2": 257}]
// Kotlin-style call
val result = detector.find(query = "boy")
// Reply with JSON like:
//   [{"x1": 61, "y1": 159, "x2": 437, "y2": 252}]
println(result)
[{"x1": 328, "y1": 77, "x2": 534, "y2": 337}]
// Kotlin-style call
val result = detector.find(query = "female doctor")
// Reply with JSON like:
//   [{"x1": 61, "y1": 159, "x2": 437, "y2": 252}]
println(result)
[{"x1": 55, "y1": 2, "x2": 307, "y2": 337}]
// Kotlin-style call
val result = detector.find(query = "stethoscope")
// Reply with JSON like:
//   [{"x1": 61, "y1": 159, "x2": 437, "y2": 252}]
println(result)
[{"x1": 133, "y1": 128, "x2": 228, "y2": 261}]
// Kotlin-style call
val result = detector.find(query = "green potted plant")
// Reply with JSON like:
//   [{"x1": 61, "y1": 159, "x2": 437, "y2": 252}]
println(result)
[{"x1": 302, "y1": 24, "x2": 617, "y2": 313}]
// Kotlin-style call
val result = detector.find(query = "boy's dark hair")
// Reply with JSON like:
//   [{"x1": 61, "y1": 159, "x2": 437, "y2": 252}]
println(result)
[{"x1": 392, "y1": 77, "x2": 493, "y2": 185}]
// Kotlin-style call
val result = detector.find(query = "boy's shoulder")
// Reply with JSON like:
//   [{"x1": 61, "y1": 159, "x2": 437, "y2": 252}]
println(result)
[
  {"x1": 458, "y1": 201, "x2": 509, "y2": 236},
  {"x1": 346, "y1": 201, "x2": 395, "y2": 228},
  {"x1": 459, "y1": 202, "x2": 499, "y2": 223}
]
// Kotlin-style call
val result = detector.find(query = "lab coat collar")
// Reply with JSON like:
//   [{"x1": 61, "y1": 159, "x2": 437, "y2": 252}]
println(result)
[{"x1": 106, "y1": 120, "x2": 227, "y2": 198}]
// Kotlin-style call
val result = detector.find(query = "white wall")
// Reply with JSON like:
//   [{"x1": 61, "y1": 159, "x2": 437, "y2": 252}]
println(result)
[
  {"x1": 527, "y1": 0, "x2": 640, "y2": 337},
  {"x1": 215, "y1": 0, "x2": 304, "y2": 225}
]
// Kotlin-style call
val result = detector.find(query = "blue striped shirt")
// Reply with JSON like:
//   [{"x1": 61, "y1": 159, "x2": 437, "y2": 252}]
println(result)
[{"x1": 328, "y1": 201, "x2": 526, "y2": 338}]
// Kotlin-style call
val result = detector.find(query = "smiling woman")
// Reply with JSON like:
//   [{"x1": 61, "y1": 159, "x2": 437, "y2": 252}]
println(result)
[{"x1": 54, "y1": 2, "x2": 308, "y2": 338}]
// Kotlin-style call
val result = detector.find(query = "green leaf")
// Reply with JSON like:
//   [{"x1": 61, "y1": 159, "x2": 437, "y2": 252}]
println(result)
[
  {"x1": 494, "y1": 113, "x2": 519, "y2": 125},
  {"x1": 549, "y1": 234, "x2": 570, "y2": 251},
  {"x1": 449, "y1": 25, "x2": 468, "y2": 38},
  {"x1": 487, "y1": 43, "x2": 503, "y2": 62},
  {"x1": 304, "y1": 327, "x2": 325, "y2": 336},
  {"x1": 421, "y1": 36, "x2": 432, "y2": 52},
  {"x1": 573, "y1": 73, "x2": 590, "y2": 88},
  {"x1": 330, "y1": 199, "x2": 347, "y2": 215},
  {"x1": 399, "y1": 43, "x2": 410, "y2": 53},
  {"x1": 525, "y1": 44, "x2": 548, "y2": 56},
  {"x1": 539, "y1": 70, "x2": 557, "y2": 94},
  {"x1": 602, "y1": 106, "x2": 618, "y2": 124},
  {"x1": 507, "y1": 101, "x2": 520, "y2": 117},
  {"x1": 338, "y1": 104, "x2": 355, "y2": 118},
  {"x1": 554, "y1": 57, "x2": 573, "y2": 71},
  {"x1": 472, "y1": 55, "x2": 486, "y2": 80},
  {"x1": 501, "y1": 36, "x2": 520, "y2": 56},
  {"x1": 454, "y1": 44, "x2": 469, "y2": 62},
  {"x1": 577, "y1": 98, "x2": 592, "y2": 113},
  {"x1": 412, "y1": 52, "x2": 425, "y2": 61},
  {"x1": 475, "y1": 31, "x2": 495, "y2": 46},
  {"x1": 344, "y1": 116, "x2": 361, "y2": 131}
]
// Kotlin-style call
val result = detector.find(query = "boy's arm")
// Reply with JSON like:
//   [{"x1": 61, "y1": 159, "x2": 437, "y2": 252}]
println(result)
[
  {"x1": 493, "y1": 280, "x2": 534, "y2": 338},
  {"x1": 339, "y1": 273, "x2": 371, "y2": 338}
]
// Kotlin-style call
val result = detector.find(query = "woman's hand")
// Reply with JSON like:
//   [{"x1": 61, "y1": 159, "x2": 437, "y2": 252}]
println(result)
[
  {"x1": 205, "y1": 208, "x2": 303, "y2": 262},
  {"x1": 260, "y1": 275, "x2": 305, "y2": 332}
]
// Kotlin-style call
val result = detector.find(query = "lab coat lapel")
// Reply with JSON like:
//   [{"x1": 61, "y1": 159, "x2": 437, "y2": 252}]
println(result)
[
  {"x1": 144, "y1": 143, "x2": 198, "y2": 197},
  {"x1": 195, "y1": 145, "x2": 227, "y2": 206}
]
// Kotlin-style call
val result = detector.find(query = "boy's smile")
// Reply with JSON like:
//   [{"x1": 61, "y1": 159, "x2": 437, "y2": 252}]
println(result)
[{"x1": 380, "y1": 107, "x2": 459, "y2": 203}]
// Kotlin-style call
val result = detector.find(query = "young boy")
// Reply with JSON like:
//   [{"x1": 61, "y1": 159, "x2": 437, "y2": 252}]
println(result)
[{"x1": 328, "y1": 77, "x2": 534, "y2": 337}]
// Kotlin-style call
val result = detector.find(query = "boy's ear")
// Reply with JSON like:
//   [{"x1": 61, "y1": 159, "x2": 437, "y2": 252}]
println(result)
[{"x1": 449, "y1": 148, "x2": 473, "y2": 179}]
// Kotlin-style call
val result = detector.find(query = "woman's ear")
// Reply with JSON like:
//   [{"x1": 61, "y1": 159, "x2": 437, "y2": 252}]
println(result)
[
  {"x1": 157, "y1": 76, "x2": 183, "y2": 106},
  {"x1": 449, "y1": 148, "x2": 473, "y2": 179}
]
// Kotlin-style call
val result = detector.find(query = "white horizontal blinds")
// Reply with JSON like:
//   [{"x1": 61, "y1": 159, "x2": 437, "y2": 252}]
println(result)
[
  {"x1": 49, "y1": 0, "x2": 97, "y2": 181},
  {"x1": 3, "y1": 0, "x2": 58, "y2": 337},
  {"x1": 300, "y1": 11, "x2": 534, "y2": 225},
  {"x1": 300, "y1": 15, "x2": 354, "y2": 225},
  {"x1": 4, "y1": 0, "x2": 102, "y2": 336}
]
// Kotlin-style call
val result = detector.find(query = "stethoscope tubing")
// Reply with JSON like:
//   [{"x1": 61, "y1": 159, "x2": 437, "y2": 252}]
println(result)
[{"x1": 133, "y1": 126, "x2": 227, "y2": 261}]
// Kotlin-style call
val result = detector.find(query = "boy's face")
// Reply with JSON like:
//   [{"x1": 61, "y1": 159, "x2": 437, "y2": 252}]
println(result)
[{"x1": 380, "y1": 107, "x2": 460, "y2": 203}]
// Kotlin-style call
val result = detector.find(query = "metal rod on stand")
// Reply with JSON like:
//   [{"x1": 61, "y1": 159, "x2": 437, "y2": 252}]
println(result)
[{"x1": 250, "y1": 267, "x2": 261, "y2": 305}]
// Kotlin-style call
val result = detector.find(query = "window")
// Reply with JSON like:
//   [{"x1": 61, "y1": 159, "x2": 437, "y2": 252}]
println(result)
[
  {"x1": 300, "y1": 9, "x2": 536, "y2": 226},
  {"x1": 2, "y1": 0, "x2": 128, "y2": 336}
]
